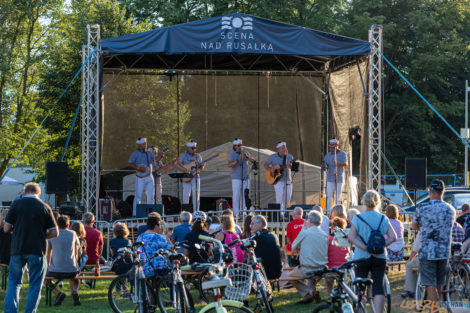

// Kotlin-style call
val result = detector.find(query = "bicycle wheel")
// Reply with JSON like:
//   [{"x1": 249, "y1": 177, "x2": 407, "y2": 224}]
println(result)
[
  {"x1": 156, "y1": 277, "x2": 193, "y2": 313},
  {"x1": 197, "y1": 269, "x2": 217, "y2": 303},
  {"x1": 108, "y1": 274, "x2": 135, "y2": 313},
  {"x1": 311, "y1": 302, "x2": 342, "y2": 313},
  {"x1": 415, "y1": 273, "x2": 426, "y2": 312},
  {"x1": 446, "y1": 262, "x2": 470, "y2": 303},
  {"x1": 258, "y1": 285, "x2": 273, "y2": 313},
  {"x1": 204, "y1": 304, "x2": 254, "y2": 313}
]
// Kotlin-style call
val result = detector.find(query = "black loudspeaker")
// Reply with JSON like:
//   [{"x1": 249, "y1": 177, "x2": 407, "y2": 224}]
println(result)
[
  {"x1": 289, "y1": 204, "x2": 314, "y2": 211},
  {"x1": 45, "y1": 162, "x2": 68, "y2": 194},
  {"x1": 181, "y1": 204, "x2": 193, "y2": 212},
  {"x1": 405, "y1": 158, "x2": 427, "y2": 190},
  {"x1": 268, "y1": 203, "x2": 281, "y2": 222},
  {"x1": 135, "y1": 204, "x2": 164, "y2": 218}
]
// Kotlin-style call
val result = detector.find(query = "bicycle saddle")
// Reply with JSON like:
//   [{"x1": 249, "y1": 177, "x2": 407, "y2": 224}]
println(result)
[
  {"x1": 353, "y1": 278, "x2": 373, "y2": 286},
  {"x1": 241, "y1": 240, "x2": 256, "y2": 250},
  {"x1": 169, "y1": 253, "x2": 187, "y2": 261}
]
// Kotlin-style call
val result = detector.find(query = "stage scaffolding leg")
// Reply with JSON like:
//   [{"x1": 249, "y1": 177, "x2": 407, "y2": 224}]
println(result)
[
  {"x1": 368, "y1": 25, "x2": 383, "y2": 192},
  {"x1": 81, "y1": 24, "x2": 101, "y2": 215}
]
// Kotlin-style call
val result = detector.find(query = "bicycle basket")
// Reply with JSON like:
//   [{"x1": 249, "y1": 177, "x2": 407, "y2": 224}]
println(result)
[{"x1": 224, "y1": 263, "x2": 254, "y2": 301}]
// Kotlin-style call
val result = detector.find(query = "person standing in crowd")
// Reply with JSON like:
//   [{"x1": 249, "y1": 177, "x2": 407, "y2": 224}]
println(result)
[
  {"x1": 137, "y1": 213, "x2": 171, "y2": 277},
  {"x1": 128, "y1": 137, "x2": 155, "y2": 215},
  {"x1": 457, "y1": 203, "x2": 470, "y2": 227},
  {"x1": 264, "y1": 142, "x2": 294, "y2": 211},
  {"x1": 347, "y1": 209, "x2": 360, "y2": 228},
  {"x1": 0, "y1": 209, "x2": 12, "y2": 265},
  {"x1": 323, "y1": 138, "x2": 348, "y2": 214},
  {"x1": 227, "y1": 138, "x2": 255, "y2": 215},
  {"x1": 412, "y1": 179, "x2": 455, "y2": 305},
  {"x1": 184, "y1": 211, "x2": 211, "y2": 264},
  {"x1": 250, "y1": 215, "x2": 282, "y2": 280},
  {"x1": 3, "y1": 182, "x2": 58, "y2": 313},
  {"x1": 222, "y1": 209, "x2": 242, "y2": 234},
  {"x1": 329, "y1": 204, "x2": 347, "y2": 220},
  {"x1": 348, "y1": 190, "x2": 397, "y2": 313},
  {"x1": 176, "y1": 141, "x2": 205, "y2": 212},
  {"x1": 45, "y1": 215, "x2": 81, "y2": 306},
  {"x1": 110, "y1": 222, "x2": 132, "y2": 275},
  {"x1": 83, "y1": 212, "x2": 104, "y2": 266},
  {"x1": 70, "y1": 221, "x2": 88, "y2": 270},
  {"x1": 385, "y1": 204, "x2": 405, "y2": 261},
  {"x1": 208, "y1": 215, "x2": 221, "y2": 234},
  {"x1": 286, "y1": 211, "x2": 328, "y2": 304},
  {"x1": 401, "y1": 231, "x2": 421, "y2": 299}
]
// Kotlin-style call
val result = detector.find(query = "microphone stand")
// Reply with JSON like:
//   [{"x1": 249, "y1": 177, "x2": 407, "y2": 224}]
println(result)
[
  {"x1": 283, "y1": 151, "x2": 289, "y2": 219},
  {"x1": 239, "y1": 151, "x2": 244, "y2": 216},
  {"x1": 334, "y1": 147, "x2": 338, "y2": 210}
]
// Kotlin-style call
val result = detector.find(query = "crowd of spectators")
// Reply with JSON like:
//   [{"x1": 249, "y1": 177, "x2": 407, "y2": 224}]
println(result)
[{"x1": 2, "y1": 178, "x2": 470, "y2": 312}]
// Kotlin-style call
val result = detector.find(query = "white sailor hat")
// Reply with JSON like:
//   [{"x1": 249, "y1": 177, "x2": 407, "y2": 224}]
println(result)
[
  {"x1": 136, "y1": 138, "x2": 146, "y2": 144},
  {"x1": 232, "y1": 138, "x2": 242, "y2": 145},
  {"x1": 186, "y1": 141, "x2": 197, "y2": 148},
  {"x1": 276, "y1": 141, "x2": 286, "y2": 149},
  {"x1": 329, "y1": 138, "x2": 339, "y2": 146}
]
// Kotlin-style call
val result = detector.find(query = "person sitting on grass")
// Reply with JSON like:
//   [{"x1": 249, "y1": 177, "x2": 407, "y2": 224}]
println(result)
[
  {"x1": 45, "y1": 214, "x2": 81, "y2": 306},
  {"x1": 110, "y1": 222, "x2": 132, "y2": 275},
  {"x1": 137, "y1": 212, "x2": 171, "y2": 277}
]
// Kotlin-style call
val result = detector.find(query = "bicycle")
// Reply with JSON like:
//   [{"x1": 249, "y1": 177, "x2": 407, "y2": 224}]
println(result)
[
  {"x1": 309, "y1": 260, "x2": 372, "y2": 313},
  {"x1": 108, "y1": 241, "x2": 158, "y2": 313},
  {"x1": 181, "y1": 235, "x2": 254, "y2": 313},
  {"x1": 154, "y1": 241, "x2": 195, "y2": 313},
  {"x1": 443, "y1": 242, "x2": 470, "y2": 312}
]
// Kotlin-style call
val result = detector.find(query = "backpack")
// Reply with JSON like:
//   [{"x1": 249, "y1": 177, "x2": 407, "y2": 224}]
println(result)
[{"x1": 356, "y1": 214, "x2": 386, "y2": 255}]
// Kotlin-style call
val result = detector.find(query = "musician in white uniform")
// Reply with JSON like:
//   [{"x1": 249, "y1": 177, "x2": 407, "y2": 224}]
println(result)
[
  {"x1": 264, "y1": 142, "x2": 294, "y2": 210},
  {"x1": 323, "y1": 138, "x2": 348, "y2": 213},
  {"x1": 227, "y1": 138, "x2": 255, "y2": 215},
  {"x1": 128, "y1": 138, "x2": 155, "y2": 215},
  {"x1": 176, "y1": 141, "x2": 205, "y2": 212}
]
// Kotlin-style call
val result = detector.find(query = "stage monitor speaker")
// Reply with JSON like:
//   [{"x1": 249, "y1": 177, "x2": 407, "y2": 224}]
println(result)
[
  {"x1": 267, "y1": 203, "x2": 281, "y2": 222},
  {"x1": 405, "y1": 158, "x2": 427, "y2": 190},
  {"x1": 45, "y1": 162, "x2": 68, "y2": 194},
  {"x1": 136, "y1": 204, "x2": 164, "y2": 218}
]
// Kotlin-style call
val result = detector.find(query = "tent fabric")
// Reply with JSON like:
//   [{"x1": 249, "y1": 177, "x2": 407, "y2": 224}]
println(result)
[
  {"x1": 101, "y1": 13, "x2": 370, "y2": 57},
  {"x1": 123, "y1": 142, "x2": 321, "y2": 208}
]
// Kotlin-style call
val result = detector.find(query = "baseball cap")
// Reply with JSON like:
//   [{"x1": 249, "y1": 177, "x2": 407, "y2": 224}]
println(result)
[{"x1": 429, "y1": 179, "x2": 444, "y2": 191}]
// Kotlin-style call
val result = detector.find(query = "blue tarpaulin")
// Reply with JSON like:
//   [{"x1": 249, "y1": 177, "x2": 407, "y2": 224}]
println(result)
[{"x1": 100, "y1": 13, "x2": 370, "y2": 71}]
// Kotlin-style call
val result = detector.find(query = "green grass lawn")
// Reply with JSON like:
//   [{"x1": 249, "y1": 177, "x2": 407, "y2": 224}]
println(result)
[{"x1": 0, "y1": 267, "x2": 434, "y2": 313}]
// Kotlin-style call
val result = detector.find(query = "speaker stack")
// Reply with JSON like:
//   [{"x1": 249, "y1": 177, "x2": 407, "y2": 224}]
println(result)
[
  {"x1": 405, "y1": 158, "x2": 427, "y2": 208},
  {"x1": 45, "y1": 162, "x2": 68, "y2": 194}
]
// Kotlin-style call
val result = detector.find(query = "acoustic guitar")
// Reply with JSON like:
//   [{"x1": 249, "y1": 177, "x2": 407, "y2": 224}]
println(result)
[
  {"x1": 265, "y1": 157, "x2": 298, "y2": 185},
  {"x1": 180, "y1": 154, "x2": 219, "y2": 182},
  {"x1": 136, "y1": 147, "x2": 169, "y2": 178},
  {"x1": 265, "y1": 165, "x2": 283, "y2": 185},
  {"x1": 153, "y1": 159, "x2": 177, "y2": 178}
]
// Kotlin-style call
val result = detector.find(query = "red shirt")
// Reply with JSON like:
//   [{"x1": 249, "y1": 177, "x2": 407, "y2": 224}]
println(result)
[
  {"x1": 85, "y1": 226, "x2": 104, "y2": 265},
  {"x1": 327, "y1": 236, "x2": 349, "y2": 268},
  {"x1": 286, "y1": 218, "x2": 304, "y2": 251}
]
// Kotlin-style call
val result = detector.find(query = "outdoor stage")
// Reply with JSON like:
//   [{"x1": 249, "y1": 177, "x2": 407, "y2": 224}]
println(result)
[{"x1": 81, "y1": 13, "x2": 383, "y2": 215}]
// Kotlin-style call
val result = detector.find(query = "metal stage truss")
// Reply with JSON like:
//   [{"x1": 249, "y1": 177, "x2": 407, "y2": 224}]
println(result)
[
  {"x1": 81, "y1": 24, "x2": 383, "y2": 212},
  {"x1": 368, "y1": 25, "x2": 383, "y2": 192},
  {"x1": 81, "y1": 25, "x2": 101, "y2": 213}
]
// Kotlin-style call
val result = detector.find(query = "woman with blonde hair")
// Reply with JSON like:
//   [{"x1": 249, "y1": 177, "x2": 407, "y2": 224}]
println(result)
[
  {"x1": 329, "y1": 204, "x2": 347, "y2": 220},
  {"x1": 215, "y1": 214, "x2": 244, "y2": 263},
  {"x1": 348, "y1": 190, "x2": 397, "y2": 313},
  {"x1": 70, "y1": 221, "x2": 87, "y2": 270},
  {"x1": 385, "y1": 204, "x2": 404, "y2": 261}
]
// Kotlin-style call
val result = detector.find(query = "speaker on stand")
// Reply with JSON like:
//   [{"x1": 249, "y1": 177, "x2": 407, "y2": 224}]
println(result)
[{"x1": 405, "y1": 158, "x2": 427, "y2": 209}]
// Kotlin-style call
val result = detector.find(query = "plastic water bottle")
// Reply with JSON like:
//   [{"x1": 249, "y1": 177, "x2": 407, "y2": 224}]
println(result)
[{"x1": 342, "y1": 302, "x2": 354, "y2": 313}]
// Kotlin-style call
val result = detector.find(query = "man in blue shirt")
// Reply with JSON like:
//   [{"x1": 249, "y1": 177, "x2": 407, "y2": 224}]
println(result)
[
  {"x1": 264, "y1": 141, "x2": 294, "y2": 210},
  {"x1": 323, "y1": 138, "x2": 348, "y2": 214},
  {"x1": 227, "y1": 138, "x2": 255, "y2": 215},
  {"x1": 128, "y1": 138, "x2": 155, "y2": 216},
  {"x1": 171, "y1": 211, "x2": 192, "y2": 253},
  {"x1": 176, "y1": 141, "x2": 205, "y2": 211}
]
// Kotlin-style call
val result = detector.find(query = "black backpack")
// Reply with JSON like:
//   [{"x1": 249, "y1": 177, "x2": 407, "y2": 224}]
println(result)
[{"x1": 356, "y1": 215, "x2": 386, "y2": 255}]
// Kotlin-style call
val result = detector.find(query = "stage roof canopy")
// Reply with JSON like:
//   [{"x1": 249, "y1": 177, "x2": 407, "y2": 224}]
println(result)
[{"x1": 100, "y1": 12, "x2": 371, "y2": 72}]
